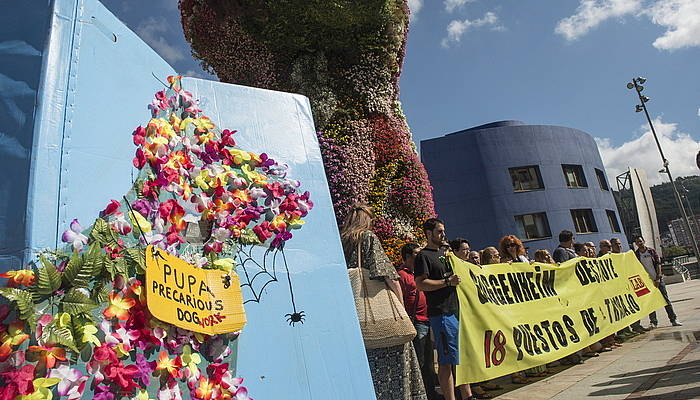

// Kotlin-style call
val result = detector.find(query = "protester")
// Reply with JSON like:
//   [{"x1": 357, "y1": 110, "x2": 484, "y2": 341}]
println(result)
[
  {"x1": 610, "y1": 237, "x2": 622, "y2": 253},
  {"x1": 415, "y1": 219, "x2": 471, "y2": 400},
  {"x1": 553, "y1": 230, "x2": 577, "y2": 263},
  {"x1": 397, "y1": 243, "x2": 440, "y2": 400},
  {"x1": 499, "y1": 235, "x2": 529, "y2": 263},
  {"x1": 467, "y1": 250, "x2": 481, "y2": 265},
  {"x1": 584, "y1": 241, "x2": 596, "y2": 258},
  {"x1": 598, "y1": 240, "x2": 612, "y2": 257},
  {"x1": 340, "y1": 203, "x2": 427, "y2": 400},
  {"x1": 449, "y1": 238, "x2": 470, "y2": 260},
  {"x1": 573, "y1": 242, "x2": 587, "y2": 257},
  {"x1": 533, "y1": 249, "x2": 555, "y2": 264},
  {"x1": 480, "y1": 247, "x2": 500, "y2": 265},
  {"x1": 498, "y1": 235, "x2": 549, "y2": 379},
  {"x1": 450, "y1": 239, "x2": 495, "y2": 399},
  {"x1": 634, "y1": 236, "x2": 683, "y2": 328}
]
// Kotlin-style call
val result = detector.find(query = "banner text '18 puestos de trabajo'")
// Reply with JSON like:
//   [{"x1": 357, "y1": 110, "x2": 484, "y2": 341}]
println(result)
[{"x1": 452, "y1": 251, "x2": 667, "y2": 384}]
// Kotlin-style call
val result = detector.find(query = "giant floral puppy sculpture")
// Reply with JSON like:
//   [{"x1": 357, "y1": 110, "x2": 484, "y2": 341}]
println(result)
[
  {"x1": 0, "y1": 76, "x2": 313, "y2": 400},
  {"x1": 180, "y1": 0, "x2": 436, "y2": 264}
]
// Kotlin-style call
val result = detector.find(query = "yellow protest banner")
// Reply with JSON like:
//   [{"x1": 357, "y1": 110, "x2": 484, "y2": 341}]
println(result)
[
  {"x1": 452, "y1": 251, "x2": 667, "y2": 384},
  {"x1": 145, "y1": 245, "x2": 246, "y2": 335}
]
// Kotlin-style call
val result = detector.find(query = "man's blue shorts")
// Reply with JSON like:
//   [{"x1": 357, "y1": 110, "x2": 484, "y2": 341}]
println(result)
[{"x1": 429, "y1": 313, "x2": 459, "y2": 365}]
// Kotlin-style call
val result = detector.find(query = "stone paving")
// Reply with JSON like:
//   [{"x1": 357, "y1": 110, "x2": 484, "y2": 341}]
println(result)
[{"x1": 492, "y1": 279, "x2": 700, "y2": 399}]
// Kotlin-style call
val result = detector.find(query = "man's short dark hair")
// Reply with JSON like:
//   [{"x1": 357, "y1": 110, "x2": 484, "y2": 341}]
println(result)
[
  {"x1": 634, "y1": 235, "x2": 645, "y2": 241},
  {"x1": 422, "y1": 218, "x2": 444, "y2": 232},
  {"x1": 449, "y1": 238, "x2": 470, "y2": 252},
  {"x1": 559, "y1": 230, "x2": 574, "y2": 243},
  {"x1": 573, "y1": 242, "x2": 586, "y2": 253},
  {"x1": 400, "y1": 243, "x2": 420, "y2": 261}
]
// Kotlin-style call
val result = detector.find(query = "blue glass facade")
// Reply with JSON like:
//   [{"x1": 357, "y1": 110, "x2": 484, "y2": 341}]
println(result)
[{"x1": 420, "y1": 121, "x2": 628, "y2": 254}]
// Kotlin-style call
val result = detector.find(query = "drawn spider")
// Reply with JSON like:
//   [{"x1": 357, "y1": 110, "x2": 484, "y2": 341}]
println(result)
[{"x1": 285, "y1": 311, "x2": 305, "y2": 326}]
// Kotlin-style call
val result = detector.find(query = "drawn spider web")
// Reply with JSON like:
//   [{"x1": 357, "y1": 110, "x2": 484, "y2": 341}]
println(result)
[
  {"x1": 235, "y1": 244, "x2": 304, "y2": 325},
  {"x1": 235, "y1": 244, "x2": 280, "y2": 304}
]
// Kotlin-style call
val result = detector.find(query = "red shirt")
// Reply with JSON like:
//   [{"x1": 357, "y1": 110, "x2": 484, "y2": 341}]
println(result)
[{"x1": 396, "y1": 265, "x2": 429, "y2": 322}]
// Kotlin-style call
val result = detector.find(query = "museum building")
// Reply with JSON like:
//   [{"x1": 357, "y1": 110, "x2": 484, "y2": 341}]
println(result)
[{"x1": 420, "y1": 120, "x2": 628, "y2": 253}]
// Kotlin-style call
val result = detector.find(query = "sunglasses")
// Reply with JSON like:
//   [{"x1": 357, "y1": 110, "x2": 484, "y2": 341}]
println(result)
[{"x1": 506, "y1": 243, "x2": 518, "y2": 248}]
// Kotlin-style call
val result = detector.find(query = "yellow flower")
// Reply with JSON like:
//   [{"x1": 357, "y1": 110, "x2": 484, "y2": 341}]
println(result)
[
  {"x1": 80, "y1": 325, "x2": 100, "y2": 347},
  {"x1": 134, "y1": 390, "x2": 155, "y2": 400},
  {"x1": 212, "y1": 258, "x2": 235, "y2": 273},
  {"x1": 228, "y1": 149, "x2": 251, "y2": 165},
  {"x1": 128, "y1": 211, "x2": 152, "y2": 233},
  {"x1": 56, "y1": 313, "x2": 71, "y2": 328},
  {"x1": 18, "y1": 377, "x2": 61, "y2": 400},
  {"x1": 192, "y1": 117, "x2": 215, "y2": 132},
  {"x1": 241, "y1": 164, "x2": 267, "y2": 184},
  {"x1": 194, "y1": 170, "x2": 211, "y2": 190},
  {"x1": 181, "y1": 345, "x2": 202, "y2": 376}
]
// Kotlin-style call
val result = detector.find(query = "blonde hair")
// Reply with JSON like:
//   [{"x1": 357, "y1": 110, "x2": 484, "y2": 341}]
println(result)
[
  {"x1": 481, "y1": 246, "x2": 501, "y2": 265},
  {"x1": 534, "y1": 249, "x2": 553, "y2": 264},
  {"x1": 339, "y1": 203, "x2": 373, "y2": 260}
]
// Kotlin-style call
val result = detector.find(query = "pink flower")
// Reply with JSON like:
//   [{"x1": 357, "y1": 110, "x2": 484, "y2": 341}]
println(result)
[
  {"x1": 48, "y1": 365, "x2": 87, "y2": 400},
  {"x1": 110, "y1": 212, "x2": 132, "y2": 235},
  {"x1": 61, "y1": 219, "x2": 88, "y2": 251}
]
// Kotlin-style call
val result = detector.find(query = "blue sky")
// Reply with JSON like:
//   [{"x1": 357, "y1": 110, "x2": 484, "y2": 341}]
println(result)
[{"x1": 103, "y1": 0, "x2": 700, "y2": 185}]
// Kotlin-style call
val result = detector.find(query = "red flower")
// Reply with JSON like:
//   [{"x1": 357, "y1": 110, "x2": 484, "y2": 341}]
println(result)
[{"x1": 103, "y1": 362, "x2": 139, "y2": 392}]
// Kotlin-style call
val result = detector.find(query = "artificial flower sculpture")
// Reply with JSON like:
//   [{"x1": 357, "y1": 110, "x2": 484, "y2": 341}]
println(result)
[{"x1": 0, "y1": 76, "x2": 314, "y2": 399}]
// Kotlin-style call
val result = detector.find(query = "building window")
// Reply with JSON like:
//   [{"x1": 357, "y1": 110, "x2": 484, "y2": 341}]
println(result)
[
  {"x1": 596, "y1": 169, "x2": 609, "y2": 191},
  {"x1": 607, "y1": 210, "x2": 621, "y2": 233},
  {"x1": 509, "y1": 166, "x2": 544, "y2": 191},
  {"x1": 562, "y1": 164, "x2": 587, "y2": 188},
  {"x1": 515, "y1": 212, "x2": 552, "y2": 240},
  {"x1": 571, "y1": 209, "x2": 598, "y2": 233}
]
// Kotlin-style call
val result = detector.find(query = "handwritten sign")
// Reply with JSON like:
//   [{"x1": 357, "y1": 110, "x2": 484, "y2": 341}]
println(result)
[{"x1": 145, "y1": 245, "x2": 247, "y2": 334}]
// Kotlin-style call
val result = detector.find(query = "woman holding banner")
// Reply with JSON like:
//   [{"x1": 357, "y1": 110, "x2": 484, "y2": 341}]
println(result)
[
  {"x1": 498, "y1": 236, "x2": 549, "y2": 380},
  {"x1": 340, "y1": 203, "x2": 427, "y2": 400}
]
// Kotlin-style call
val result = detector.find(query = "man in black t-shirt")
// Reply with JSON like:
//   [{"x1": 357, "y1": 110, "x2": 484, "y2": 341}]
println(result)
[{"x1": 415, "y1": 218, "x2": 467, "y2": 400}]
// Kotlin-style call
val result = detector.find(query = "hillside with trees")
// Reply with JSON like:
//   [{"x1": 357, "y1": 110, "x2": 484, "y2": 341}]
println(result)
[{"x1": 614, "y1": 175, "x2": 700, "y2": 235}]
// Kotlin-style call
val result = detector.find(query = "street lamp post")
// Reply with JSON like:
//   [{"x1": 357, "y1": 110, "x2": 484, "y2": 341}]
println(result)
[{"x1": 627, "y1": 77, "x2": 700, "y2": 260}]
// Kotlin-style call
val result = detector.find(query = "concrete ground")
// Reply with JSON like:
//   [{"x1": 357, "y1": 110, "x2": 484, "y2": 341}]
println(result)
[{"x1": 490, "y1": 279, "x2": 700, "y2": 399}]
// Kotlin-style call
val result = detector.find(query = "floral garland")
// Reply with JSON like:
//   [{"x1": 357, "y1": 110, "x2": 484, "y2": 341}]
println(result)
[
  {"x1": 180, "y1": 0, "x2": 436, "y2": 264},
  {"x1": 0, "y1": 76, "x2": 313, "y2": 399}
]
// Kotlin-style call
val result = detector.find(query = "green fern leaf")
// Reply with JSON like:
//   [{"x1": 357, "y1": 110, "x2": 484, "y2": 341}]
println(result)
[
  {"x1": 42, "y1": 323, "x2": 79, "y2": 352},
  {"x1": 89, "y1": 218, "x2": 118, "y2": 247},
  {"x1": 36, "y1": 256, "x2": 61, "y2": 294},
  {"x1": 60, "y1": 289, "x2": 98, "y2": 315},
  {"x1": 0, "y1": 287, "x2": 38, "y2": 331},
  {"x1": 124, "y1": 247, "x2": 146, "y2": 274}
]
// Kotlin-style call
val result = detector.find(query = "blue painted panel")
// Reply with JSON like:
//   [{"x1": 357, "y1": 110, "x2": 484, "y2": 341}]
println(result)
[
  {"x1": 0, "y1": 0, "x2": 52, "y2": 268},
  {"x1": 26, "y1": 0, "x2": 175, "y2": 255},
  {"x1": 182, "y1": 78, "x2": 375, "y2": 399}
]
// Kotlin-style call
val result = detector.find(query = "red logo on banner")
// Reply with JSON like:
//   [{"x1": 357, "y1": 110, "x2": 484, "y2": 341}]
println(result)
[{"x1": 629, "y1": 275, "x2": 651, "y2": 297}]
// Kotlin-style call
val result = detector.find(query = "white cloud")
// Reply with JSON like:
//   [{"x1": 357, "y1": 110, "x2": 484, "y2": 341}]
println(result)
[
  {"x1": 408, "y1": 0, "x2": 423, "y2": 21},
  {"x1": 183, "y1": 69, "x2": 207, "y2": 79},
  {"x1": 555, "y1": 0, "x2": 642, "y2": 41},
  {"x1": 441, "y1": 12, "x2": 503, "y2": 48},
  {"x1": 644, "y1": 0, "x2": 700, "y2": 50},
  {"x1": 135, "y1": 17, "x2": 185, "y2": 64},
  {"x1": 595, "y1": 118, "x2": 700, "y2": 185},
  {"x1": 444, "y1": 0, "x2": 475, "y2": 13}
]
